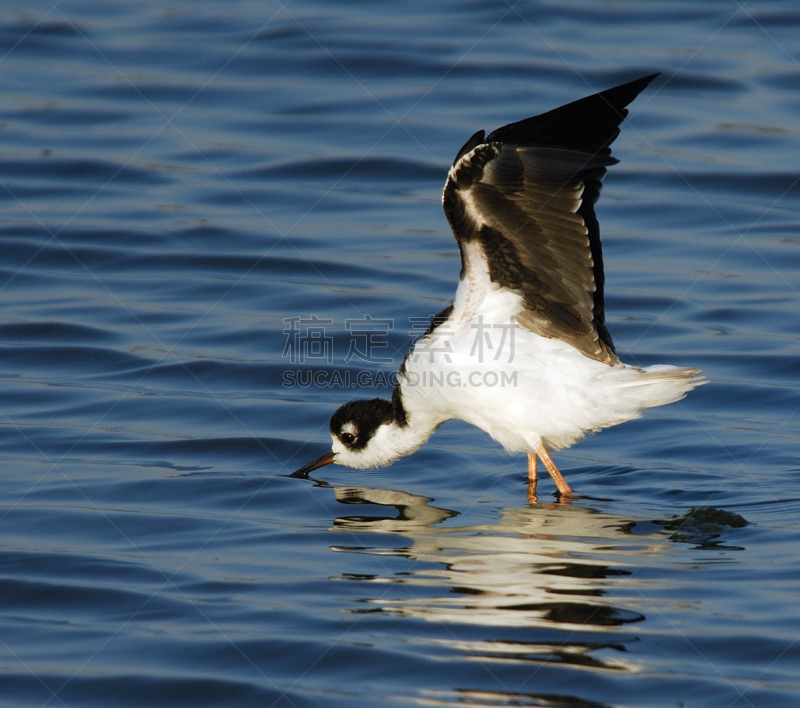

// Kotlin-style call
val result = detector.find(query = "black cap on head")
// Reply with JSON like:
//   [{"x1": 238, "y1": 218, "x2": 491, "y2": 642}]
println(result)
[{"x1": 330, "y1": 398, "x2": 394, "y2": 451}]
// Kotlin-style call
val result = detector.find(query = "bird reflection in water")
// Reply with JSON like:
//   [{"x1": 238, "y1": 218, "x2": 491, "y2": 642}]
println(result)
[
  {"x1": 296, "y1": 473, "x2": 747, "y2": 706},
  {"x1": 330, "y1": 483, "x2": 649, "y2": 629},
  {"x1": 304, "y1": 476, "x2": 659, "y2": 676}
]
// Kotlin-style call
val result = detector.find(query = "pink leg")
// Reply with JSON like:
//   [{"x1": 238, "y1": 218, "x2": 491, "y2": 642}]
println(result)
[
  {"x1": 536, "y1": 444, "x2": 575, "y2": 497},
  {"x1": 527, "y1": 453, "x2": 537, "y2": 483}
]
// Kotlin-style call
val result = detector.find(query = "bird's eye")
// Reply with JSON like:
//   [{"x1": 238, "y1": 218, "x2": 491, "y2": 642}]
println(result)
[{"x1": 340, "y1": 432, "x2": 356, "y2": 446}]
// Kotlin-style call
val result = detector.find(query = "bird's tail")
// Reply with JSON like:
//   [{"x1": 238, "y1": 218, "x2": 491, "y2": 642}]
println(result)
[{"x1": 617, "y1": 365, "x2": 707, "y2": 410}]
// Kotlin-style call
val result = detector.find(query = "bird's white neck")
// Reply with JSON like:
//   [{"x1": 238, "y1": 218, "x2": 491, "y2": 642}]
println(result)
[
  {"x1": 354, "y1": 416, "x2": 439, "y2": 469},
  {"x1": 389, "y1": 378, "x2": 451, "y2": 456},
  {"x1": 389, "y1": 376, "x2": 454, "y2": 463}
]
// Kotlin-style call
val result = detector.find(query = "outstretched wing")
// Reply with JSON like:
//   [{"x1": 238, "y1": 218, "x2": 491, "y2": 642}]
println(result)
[{"x1": 441, "y1": 74, "x2": 658, "y2": 365}]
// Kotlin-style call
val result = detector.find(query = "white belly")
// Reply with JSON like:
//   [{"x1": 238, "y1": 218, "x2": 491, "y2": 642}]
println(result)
[{"x1": 401, "y1": 288, "x2": 699, "y2": 452}]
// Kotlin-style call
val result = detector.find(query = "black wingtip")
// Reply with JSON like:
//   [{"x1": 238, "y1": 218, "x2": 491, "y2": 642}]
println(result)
[
  {"x1": 484, "y1": 73, "x2": 660, "y2": 154},
  {"x1": 594, "y1": 72, "x2": 659, "y2": 114}
]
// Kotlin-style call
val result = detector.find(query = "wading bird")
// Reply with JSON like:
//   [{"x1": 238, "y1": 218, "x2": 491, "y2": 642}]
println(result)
[{"x1": 292, "y1": 74, "x2": 704, "y2": 499}]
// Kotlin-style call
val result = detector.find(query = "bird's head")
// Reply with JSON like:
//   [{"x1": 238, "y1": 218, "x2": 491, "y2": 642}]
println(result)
[{"x1": 291, "y1": 398, "x2": 413, "y2": 477}]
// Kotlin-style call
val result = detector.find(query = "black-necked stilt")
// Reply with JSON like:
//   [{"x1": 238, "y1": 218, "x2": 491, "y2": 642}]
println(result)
[{"x1": 293, "y1": 74, "x2": 705, "y2": 499}]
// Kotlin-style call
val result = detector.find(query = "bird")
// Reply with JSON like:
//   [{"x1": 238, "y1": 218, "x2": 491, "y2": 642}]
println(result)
[{"x1": 292, "y1": 73, "x2": 705, "y2": 499}]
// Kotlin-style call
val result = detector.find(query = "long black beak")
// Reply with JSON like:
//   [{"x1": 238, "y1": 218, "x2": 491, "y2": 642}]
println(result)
[{"x1": 290, "y1": 450, "x2": 335, "y2": 478}]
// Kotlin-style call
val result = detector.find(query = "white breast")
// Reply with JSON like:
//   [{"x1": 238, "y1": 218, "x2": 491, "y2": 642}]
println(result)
[{"x1": 402, "y1": 286, "x2": 698, "y2": 453}]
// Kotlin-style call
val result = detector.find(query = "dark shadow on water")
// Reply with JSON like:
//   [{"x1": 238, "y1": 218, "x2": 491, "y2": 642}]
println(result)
[
  {"x1": 451, "y1": 688, "x2": 612, "y2": 707},
  {"x1": 655, "y1": 506, "x2": 748, "y2": 549}
]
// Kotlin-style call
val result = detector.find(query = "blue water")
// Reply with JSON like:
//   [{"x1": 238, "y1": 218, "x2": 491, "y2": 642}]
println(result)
[{"x1": 1, "y1": 1, "x2": 799, "y2": 706}]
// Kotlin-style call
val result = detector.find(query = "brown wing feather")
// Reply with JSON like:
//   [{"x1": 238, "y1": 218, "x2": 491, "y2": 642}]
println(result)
[{"x1": 443, "y1": 143, "x2": 619, "y2": 365}]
